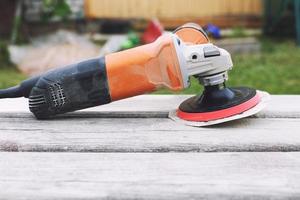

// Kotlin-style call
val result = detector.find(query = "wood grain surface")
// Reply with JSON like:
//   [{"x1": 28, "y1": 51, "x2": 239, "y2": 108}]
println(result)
[
  {"x1": 0, "y1": 117, "x2": 300, "y2": 152},
  {"x1": 1, "y1": 95, "x2": 300, "y2": 118},
  {"x1": 1, "y1": 152, "x2": 300, "y2": 199},
  {"x1": 0, "y1": 95, "x2": 299, "y2": 199},
  {"x1": 0, "y1": 95, "x2": 299, "y2": 152}
]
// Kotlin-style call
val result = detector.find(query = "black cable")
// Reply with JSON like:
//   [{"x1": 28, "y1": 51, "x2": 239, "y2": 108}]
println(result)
[
  {"x1": 0, "y1": 85, "x2": 23, "y2": 98},
  {"x1": 0, "y1": 75, "x2": 41, "y2": 99}
]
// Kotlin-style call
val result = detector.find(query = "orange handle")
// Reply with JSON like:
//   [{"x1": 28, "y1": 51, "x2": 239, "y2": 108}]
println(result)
[{"x1": 105, "y1": 34, "x2": 184, "y2": 101}]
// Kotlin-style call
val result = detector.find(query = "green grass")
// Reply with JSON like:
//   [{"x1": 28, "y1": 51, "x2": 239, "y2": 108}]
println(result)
[
  {"x1": 0, "y1": 68, "x2": 27, "y2": 89},
  {"x1": 0, "y1": 38, "x2": 299, "y2": 94},
  {"x1": 155, "y1": 38, "x2": 300, "y2": 94},
  {"x1": 0, "y1": 39, "x2": 28, "y2": 89}
]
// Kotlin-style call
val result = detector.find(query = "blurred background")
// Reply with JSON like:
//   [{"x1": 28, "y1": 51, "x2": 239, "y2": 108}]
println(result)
[{"x1": 0, "y1": 0, "x2": 299, "y2": 94}]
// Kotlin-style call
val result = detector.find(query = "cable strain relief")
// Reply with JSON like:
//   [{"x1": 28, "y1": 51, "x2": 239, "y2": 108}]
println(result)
[{"x1": 19, "y1": 75, "x2": 41, "y2": 98}]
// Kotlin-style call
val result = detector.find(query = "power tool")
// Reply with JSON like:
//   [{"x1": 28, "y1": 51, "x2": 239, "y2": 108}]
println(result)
[{"x1": 0, "y1": 23, "x2": 269, "y2": 126}]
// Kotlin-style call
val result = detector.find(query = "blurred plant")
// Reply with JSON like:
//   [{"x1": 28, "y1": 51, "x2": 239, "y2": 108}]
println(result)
[
  {"x1": 120, "y1": 31, "x2": 140, "y2": 50},
  {"x1": 11, "y1": 0, "x2": 22, "y2": 44},
  {"x1": 0, "y1": 40, "x2": 13, "y2": 68},
  {"x1": 11, "y1": 0, "x2": 72, "y2": 44},
  {"x1": 41, "y1": 0, "x2": 72, "y2": 21},
  {"x1": 231, "y1": 27, "x2": 247, "y2": 38}
]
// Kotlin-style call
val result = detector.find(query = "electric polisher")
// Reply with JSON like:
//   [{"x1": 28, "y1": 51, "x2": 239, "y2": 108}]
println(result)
[{"x1": 0, "y1": 23, "x2": 269, "y2": 126}]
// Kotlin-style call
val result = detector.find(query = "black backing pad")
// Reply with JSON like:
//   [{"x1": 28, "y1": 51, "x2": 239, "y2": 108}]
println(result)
[{"x1": 179, "y1": 86, "x2": 257, "y2": 113}]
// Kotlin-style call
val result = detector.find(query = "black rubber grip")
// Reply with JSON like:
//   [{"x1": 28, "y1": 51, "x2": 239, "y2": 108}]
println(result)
[{"x1": 29, "y1": 57, "x2": 111, "y2": 119}]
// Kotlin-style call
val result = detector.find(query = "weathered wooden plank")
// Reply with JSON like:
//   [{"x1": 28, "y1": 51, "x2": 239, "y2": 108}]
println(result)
[
  {"x1": 0, "y1": 117, "x2": 299, "y2": 152},
  {"x1": 0, "y1": 95, "x2": 300, "y2": 118},
  {"x1": 0, "y1": 152, "x2": 300, "y2": 199}
]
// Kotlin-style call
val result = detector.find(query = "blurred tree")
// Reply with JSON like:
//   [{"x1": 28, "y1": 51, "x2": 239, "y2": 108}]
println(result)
[
  {"x1": 0, "y1": 41, "x2": 12, "y2": 68},
  {"x1": 41, "y1": 0, "x2": 71, "y2": 21},
  {"x1": 10, "y1": 0, "x2": 72, "y2": 44},
  {"x1": 264, "y1": 0, "x2": 300, "y2": 46}
]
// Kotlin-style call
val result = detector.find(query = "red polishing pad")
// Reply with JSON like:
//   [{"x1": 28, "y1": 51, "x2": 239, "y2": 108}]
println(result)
[
  {"x1": 169, "y1": 90, "x2": 270, "y2": 127},
  {"x1": 177, "y1": 92, "x2": 261, "y2": 122}
]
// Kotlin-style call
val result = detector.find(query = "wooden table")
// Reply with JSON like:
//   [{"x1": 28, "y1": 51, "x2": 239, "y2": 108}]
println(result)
[{"x1": 0, "y1": 95, "x2": 300, "y2": 199}]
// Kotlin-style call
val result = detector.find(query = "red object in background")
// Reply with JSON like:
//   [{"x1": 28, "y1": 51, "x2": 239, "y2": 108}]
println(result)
[{"x1": 141, "y1": 19, "x2": 164, "y2": 44}]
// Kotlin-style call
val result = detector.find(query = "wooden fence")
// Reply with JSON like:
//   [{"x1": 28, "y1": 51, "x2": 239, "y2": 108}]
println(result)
[{"x1": 84, "y1": 0, "x2": 263, "y2": 28}]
